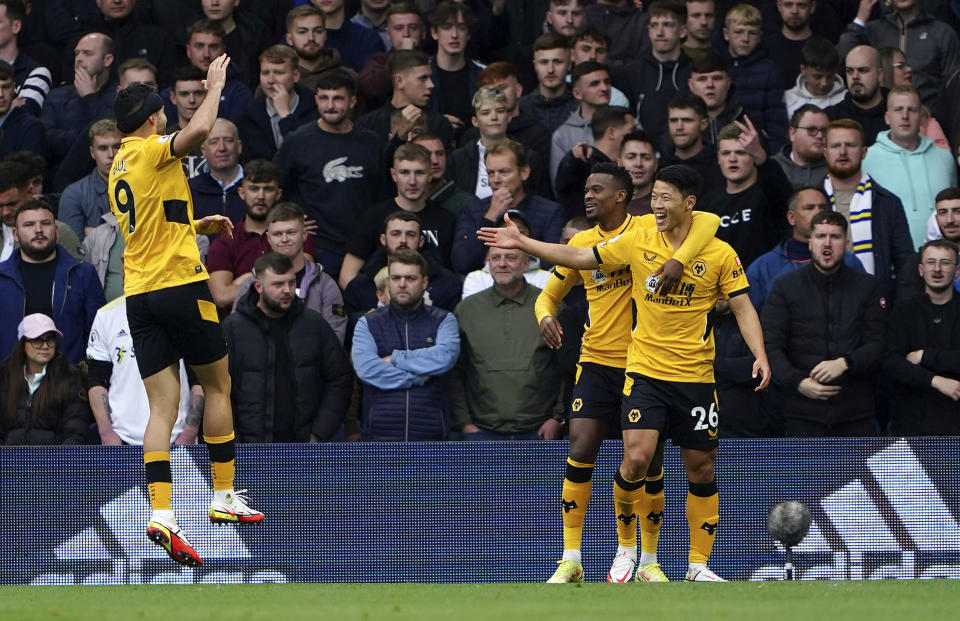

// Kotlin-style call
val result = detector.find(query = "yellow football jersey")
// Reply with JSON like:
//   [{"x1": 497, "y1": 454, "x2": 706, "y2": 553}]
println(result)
[
  {"x1": 594, "y1": 226, "x2": 749, "y2": 383},
  {"x1": 108, "y1": 133, "x2": 207, "y2": 296}
]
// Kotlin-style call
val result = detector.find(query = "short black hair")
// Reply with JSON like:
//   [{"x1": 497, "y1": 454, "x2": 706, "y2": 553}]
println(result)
[
  {"x1": 171, "y1": 65, "x2": 205, "y2": 88},
  {"x1": 0, "y1": 160, "x2": 30, "y2": 193},
  {"x1": 114, "y1": 83, "x2": 159, "y2": 125},
  {"x1": 387, "y1": 247, "x2": 428, "y2": 276},
  {"x1": 668, "y1": 92, "x2": 708, "y2": 120},
  {"x1": 801, "y1": 36, "x2": 839, "y2": 71},
  {"x1": 590, "y1": 162, "x2": 634, "y2": 204},
  {"x1": 689, "y1": 50, "x2": 728, "y2": 75},
  {"x1": 253, "y1": 252, "x2": 294, "y2": 278},
  {"x1": 936, "y1": 187, "x2": 960, "y2": 203},
  {"x1": 571, "y1": 24, "x2": 610, "y2": 47},
  {"x1": 790, "y1": 103, "x2": 825, "y2": 127},
  {"x1": 590, "y1": 105, "x2": 632, "y2": 141},
  {"x1": 655, "y1": 165, "x2": 701, "y2": 199},
  {"x1": 15, "y1": 198, "x2": 55, "y2": 221},
  {"x1": 787, "y1": 185, "x2": 827, "y2": 212},
  {"x1": 382, "y1": 210, "x2": 423, "y2": 234},
  {"x1": 315, "y1": 67, "x2": 357, "y2": 95},
  {"x1": 570, "y1": 60, "x2": 607, "y2": 87},
  {"x1": 243, "y1": 159, "x2": 281, "y2": 185},
  {"x1": 621, "y1": 129, "x2": 657, "y2": 152},
  {"x1": 810, "y1": 210, "x2": 848, "y2": 234}
]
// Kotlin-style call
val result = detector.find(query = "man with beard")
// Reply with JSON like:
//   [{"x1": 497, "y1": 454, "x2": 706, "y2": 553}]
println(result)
[
  {"x1": 274, "y1": 67, "x2": 384, "y2": 281},
  {"x1": 885, "y1": 239, "x2": 960, "y2": 435},
  {"x1": 825, "y1": 46, "x2": 888, "y2": 146},
  {"x1": 898, "y1": 189, "x2": 960, "y2": 300},
  {"x1": 207, "y1": 159, "x2": 313, "y2": 310},
  {"x1": 764, "y1": 0, "x2": 817, "y2": 90},
  {"x1": 619, "y1": 130, "x2": 658, "y2": 216},
  {"x1": 285, "y1": 5, "x2": 342, "y2": 93},
  {"x1": 352, "y1": 248, "x2": 460, "y2": 441},
  {"x1": 660, "y1": 93, "x2": 723, "y2": 194},
  {"x1": 762, "y1": 210, "x2": 887, "y2": 437},
  {"x1": 682, "y1": 0, "x2": 716, "y2": 59},
  {"x1": 820, "y1": 119, "x2": 914, "y2": 299},
  {"x1": 773, "y1": 104, "x2": 829, "y2": 189},
  {"x1": 0, "y1": 199, "x2": 104, "y2": 363},
  {"x1": 224, "y1": 252, "x2": 353, "y2": 443}
]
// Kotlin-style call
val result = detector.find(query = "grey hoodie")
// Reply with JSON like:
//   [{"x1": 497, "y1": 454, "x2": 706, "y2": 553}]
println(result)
[{"x1": 784, "y1": 74, "x2": 847, "y2": 117}]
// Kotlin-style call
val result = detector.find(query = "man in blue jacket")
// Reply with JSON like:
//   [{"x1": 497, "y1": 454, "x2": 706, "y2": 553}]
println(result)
[{"x1": 0, "y1": 199, "x2": 104, "y2": 362}]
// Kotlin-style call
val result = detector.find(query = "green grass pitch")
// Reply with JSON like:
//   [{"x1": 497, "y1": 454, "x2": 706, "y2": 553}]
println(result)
[{"x1": 4, "y1": 581, "x2": 959, "y2": 621}]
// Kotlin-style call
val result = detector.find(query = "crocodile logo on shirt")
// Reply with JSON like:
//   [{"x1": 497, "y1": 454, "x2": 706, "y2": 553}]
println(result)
[{"x1": 322, "y1": 157, "x2": 364, "y2": 183}]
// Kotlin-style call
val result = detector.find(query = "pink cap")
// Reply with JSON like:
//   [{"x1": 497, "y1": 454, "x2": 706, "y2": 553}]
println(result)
[{"x1": 17, "y1": 314, "x2": 63, "y2": 341}]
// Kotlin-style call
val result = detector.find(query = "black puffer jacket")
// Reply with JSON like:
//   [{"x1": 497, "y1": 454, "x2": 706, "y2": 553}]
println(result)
[
  {"x1": 0, "y1": 358, "x2": 89, "y2": 445},
  {"x1": 762, "y1": 263, "x2": 887, "y2": 424},
  {"x1": 223, "y1": 289, "x2": 353, "y2": 442}
]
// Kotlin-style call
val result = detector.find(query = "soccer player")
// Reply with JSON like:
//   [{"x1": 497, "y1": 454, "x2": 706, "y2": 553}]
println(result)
[
  {"x1": 480, "y1": 164, "x2": 771, "y2": 582},
  {"x1": 109, "y1": 54, "x2": 263, "y2": 568},
  {"x1": 537, "y1": 162, "x2": 721, "y2": 583}
]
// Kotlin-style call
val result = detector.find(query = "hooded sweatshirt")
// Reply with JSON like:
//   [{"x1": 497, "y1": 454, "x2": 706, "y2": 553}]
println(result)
[
  {"x1": 784, "y1": 74, "x2": 847, "y2": 117},
  {"x1": 863, "y1": 130, "x2": 958, "y2": 248}
]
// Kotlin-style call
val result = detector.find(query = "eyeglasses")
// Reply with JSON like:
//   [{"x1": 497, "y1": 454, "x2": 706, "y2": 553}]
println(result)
[
  {"x1": 794, "y1": 126, "x2": 827, "y2": 136},
  {"x1": 923, "y1": 259, "x2": 957, "y2": 269},
  {"x1": 892, "y1": 62, "x2": 910, "y2": 70},
  {"x1": 26, "y1": 335, "x2": 57, "y2": 347}
]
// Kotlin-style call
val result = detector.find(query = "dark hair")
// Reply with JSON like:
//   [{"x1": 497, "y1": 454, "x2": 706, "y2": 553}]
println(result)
[
  {"x1": 534, "y1": 32, "x2": 570, "y2": 53},
  {"x1": 171, "y1": 65, "x2": 205, "y2": 87},
  {"x1": 590, "y1": 162, "x2": 635, "y2": 204},
  {"x1": 0, "y1": 59, "x2": 13, "y2": 82},
  {"x1": 388, "y1": 247, "x2": 428, "y2": 276},
  {"x1": 570, "y1": 60, "x2": 607, "y2": 87},
  {"x1": 920, "y1": 239, "x2": 960, "y2": 260},
  {"x1": 315, "y1": 67, "x2": 357, "y2": 95},
  {"x1": 787, "y1": 185, "x2": 827, "y2": 211},
  {"x1": 668, "y1": 92, "x2": 708, "y2": 120},
  {"x1": 648, "y1": 0, "x2": 687, "y2": 22},
  {"x1": 810, "y1": 210, "x2": 848, "y2": 233},
  {"x1": 243, "y1": 159, "x2": 281, "y2": 185},
  {"x1": 0, "y1": 160, "x2": 29, "y2": 193},
  {"x1": 429, "y1": 1, "x2": 477, "y2": 29},
  {"x1": 382, "y1": 210, "x2": 423, "y2": 234},
  {"x1": 790, "y1": 103, "x2": 825, "y2": 127},
  {"x1": 389, "y1": 49, "x2": 431, "y2": 76},
  {"x1": 187, "y1": 18, "x2": 226, "y2": 41},
  {"x1": 690, "y1": 50, "x2": 728, "y2": 75},
  {"x1": 936, "y1": 187, "x2": 960, "y2": 203},
  {"x1": 412, "y1": 131, "x2": 443, "y2": 145},
  {"x1": 2, "y1": 347, "x2": 80, "y2": 436},
  {"x1": 801, "y1": 36, "x2": 839, "y2": 71},
  {"x1": 655, "y1": 164, "x2": 701, "y2": 198},
  {"x1": 265, "y1": 202, "x2": 305, "y2": 227},
  {"x1": 590, "y1": 105, "x2": 632, "y2": 141},
  {"x1": 621, "y1": 130, "x2": 657, "y2": 156},
  {"x1": 571, "y1": 24, "x2": 610, "y2": 47},
  {"x1": 566, "y1": 216, "x2": 592, "y2": 231},
  {"x1": 0, "y1": 0, "x2": 26, "y2": 23},
  {"x1": 253, "y1": 252, "x2": 293, "y2": 278},
  {"x1": 387, "y1": 2, "x2": 422, "y2": 21},
  {"x1": 3, "y1": 151, "x2": 45, "y2": 179}
]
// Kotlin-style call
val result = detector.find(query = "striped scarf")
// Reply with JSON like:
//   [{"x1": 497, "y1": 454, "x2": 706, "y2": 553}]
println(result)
[{"x1": 824, "y1": 172, "x2": 875, "y2": 274}]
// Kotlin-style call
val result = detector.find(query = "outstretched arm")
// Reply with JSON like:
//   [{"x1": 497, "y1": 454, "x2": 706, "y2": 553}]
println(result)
[
  {"x1": 477, "y1": 214, "x2": 600, "y2": 270},
  {"x1": 727, "y1": 292, "x2": 771, "y2": 391}
]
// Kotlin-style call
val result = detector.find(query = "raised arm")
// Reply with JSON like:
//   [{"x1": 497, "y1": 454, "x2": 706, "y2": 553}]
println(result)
[{"x1": 172, "y1": 55, "x2": 230, "y2": 158}]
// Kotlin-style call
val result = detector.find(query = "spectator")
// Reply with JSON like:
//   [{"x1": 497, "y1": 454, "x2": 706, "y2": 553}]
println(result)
[
  {"x1": 236, "y1": 45, "x2": 319, "y2": 162},
  {"x1": 284, "y1": 4, "x2": 342, "y2": 93},
  {"x1": 358, "y1": 2, "x2": 425, "y2": 110},
  {"x1": 451, "y1": 244, "x2": 564, "y2": 440},
  {"x1": 764, "y1": 0, "x2": 816, "y2": 90},
  {"x1": 863, "y1": 85, "x2": 957, "y2": 248},
  {"x1": 453, "y1": 139, "x2": 565, "y2": 274},
  {"x1": 0, "y1": 60, "x2": 45, "y2": 159},
  {"x1": 773, "y1": 104, "x2": 829, "y2": 189},
  {"x1": 747, "y1": 186, "x2": 864, "y2": 311},
  {"x1": 0, "y1": 161, "x2": 80, "y2": 262},
  {"x1": 0, "y1": 314, "x2": 89, "y2": 445},
  {"x1": 58, "y1": 119, "x2": 121, "y2": 241},
  {"x1": 461, "y1": 211, "x2": 552, "y2": 298},
  {"x1": 352, "y1": 0, "x2": 391, "y2": 50},
  {"x1": 87, "y1": 296, "x2": 201, "y2": 445},
  {"x1": 721, "y1": 3, "x2": 788, "y2": 153},
  {"x1": 0, "y1": 200, "x2": 104, "y2": 363},
  {"x1": 352, "y1": 248, "x2": 460, "y2": 441},
  {"x1": 201, "y1": 0, "x2": 263, "y2": 85},
  {"x1": 428, "y1": 1, "x2": 484, "y2": 135},
  {"x1": 762, "y1": 210, "x2": 887, "y2": 437},
  {"x1": 567, "y1": 25, "x2": 630, "y2": 108},
  {"x1": 619, "y1": 130, "x2": 658, "y2": 216},
  {"x1": 821, "y1": 119, "x2": 914, "y2": 299},
  {"x1": 549, "y1": 60, "x2": 612, "y2": 189},
  {"x1": 273, "y1": 67, "x2": 384, "y2": 281},
  {"x1": 824, "y1": 45, "x2": 888, "y2": 147},
  {"x1": 839, "y1": 0, "x2": 960, "y2": 109},
  {"x1": 660, "y1": 93, "x2": 723, "y2": 194},
  {"x1": 357, "y1": 49, "x2": 455, "y2": 149},
  {"x1": 189, "y1": 118, "x2": 245, "y2": 223},
  {"x1": 513, "y1": 0, "x2": 585, "y2": 91},
  {"x1": 160, "y1": 20, "x2": 253, "y2": 125},
  {"x1": 683, "y1": 0, "x2": 717, "y2": 59},
  {"x1": 40, "y1": 33, "x2": 114, "y2": 161},
  {"x1": 701, "y1": 119, "x2": 792, "y2": 267},
  {"x1": 447, "y1": 86, "x2": 510, "y2": 200},
  {"x1": 341, "y1": 143, "x2": 456, "y2": 288},
  {"x1": 315, "y1": 0, "x2": 385, "y2": 73},
  {"x1": 885, "y1": 239, "x2": 960, "y2": 435},
  {"x1": 0, "y1": 0, "x2": 51, "y2": 116},
  {"x1": 411, "y1": 132, "x2": 475, "y2": 218},
  {"x1": 343, "y1": 210, "x2": 462, "y2": 315},
  {"x1": 784, "y1": 36, "x2": 846, "y2": 117},
  {"x1": 165, "y1": 66, "x2": 208, "y2": 179},
  {"x1": 616, "y1": 1, "x2": 691, "y2": 147},
  {"x1": 584, "y1": 0, "x2": 650, "y2": 67},
  {"x1": 687, "y1": 51, "x2": 746, "y2": 148},
  {"x1": 878, "y1": 47, "x2": 949, "y2": 151},
  {"x1": 225, "y1": 252, "x2": 353, "y2": 442},
  {"x1": 898, "y1": 188, "x2": 960, "y2": 301},
  {"x1": 518, "y1": 33, "x2": 577, "y2": 134},
  {"x1": 555, "y1": 105, "x2": 635, "y2": 218}
]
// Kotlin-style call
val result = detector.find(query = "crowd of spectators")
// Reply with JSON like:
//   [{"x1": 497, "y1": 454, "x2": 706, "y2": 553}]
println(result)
[{"x1": 2, "y1": 0, "x2": 960, "y2": 444}]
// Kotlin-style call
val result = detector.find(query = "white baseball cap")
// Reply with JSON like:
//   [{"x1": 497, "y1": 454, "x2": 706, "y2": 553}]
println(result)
[{"x1": 17, "y1": 313, "x2": 63, "y2": 341}]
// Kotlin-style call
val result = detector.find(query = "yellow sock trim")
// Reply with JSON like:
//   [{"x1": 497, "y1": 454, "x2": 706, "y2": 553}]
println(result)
[
  {"x1": 204, "y1": 431, "x2": 235, "y2": 444},
  {"x1": 686, "y1": 491, "x2": 719, "y2": 564},
  {"x1": 566, "y1": 457, "x2": 594, "y2": 469},
  {"x1": 144, "y1": 450, "x2": 170, "y2": 463}
]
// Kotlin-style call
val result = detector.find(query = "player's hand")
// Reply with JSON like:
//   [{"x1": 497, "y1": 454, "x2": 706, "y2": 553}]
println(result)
[
  {"x1": 809, "y1": 357, "x2": 847, "y2": 384},
  {"x1": 572, "y1": 141, "x2": 593, "y2": 162},
  {"x1": 539, "y1": 316, "x2": 563, "y2": 349},
  {"x1": 538, "y1": 418, "x2": 564, "y2": 440},
  {"x1": 752, "y1": 356, "x2": 771, "y2": 391},
  {"x1": 932, "y1": 376, "x2": 960, "y2": 401},
  {"x1": 797, "y1": 377, "x2": 842, "y2": 400},
  {"x1": 734, "y1": 115, "x2": 766, "y2": 165},
  {"x1": 906, "y1": 349, "x2": 924, "y2": 365},
  {"x1": 174, "y1": 425, "x2": 199, "y2": 445},
  {"x1": 195, "y1": 214, "x2": 234, "y2": 238},
  {"x1": 478, "y1": 213, "x2": 524, "y2": 249},
  {"x1": 99, "y1": 427, "x2": 124, "y2": 446},
  {"x1": 653, "y1": 258, "x2": 683, "y2": 294},
  {"x1": 74, "y1": 65, "x2": 96, "y2": 97},
  {"x1": 203, "y1": 54, "x2": 231, "y2": 92}
]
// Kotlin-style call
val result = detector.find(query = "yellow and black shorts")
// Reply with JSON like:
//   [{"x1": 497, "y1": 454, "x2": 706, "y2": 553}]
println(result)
[
  {"x1": 621, "y1": 372, "x2": 720, "y2": 449},
  {"x1": 570, "y1": 362, "x2": 626, "y2": 423}
]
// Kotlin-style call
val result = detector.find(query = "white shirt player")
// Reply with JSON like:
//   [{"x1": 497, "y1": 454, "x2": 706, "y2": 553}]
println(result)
[{"x1": 86, "y1": 296, "x2": 191, "y2": 445}]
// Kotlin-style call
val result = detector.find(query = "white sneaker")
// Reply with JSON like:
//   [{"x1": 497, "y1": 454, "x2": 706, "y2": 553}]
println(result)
[
  {"x1": 209, "y1": 489, "x2": 265, "y2": 524},
  {"x1": 146, "y1": 512, "x2": 202, "y2": 567},
  {"x1": 685, "y1": 564, "x2": 726, "y2": 582},
  {"x1": 606, "y1": 551, "x2": 637, "y2": 583}
]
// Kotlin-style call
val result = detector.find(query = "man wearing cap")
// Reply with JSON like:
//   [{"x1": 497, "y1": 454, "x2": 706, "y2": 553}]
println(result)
[{"x1": 0, "y1": 199, "x2": 104, "y2": 363}]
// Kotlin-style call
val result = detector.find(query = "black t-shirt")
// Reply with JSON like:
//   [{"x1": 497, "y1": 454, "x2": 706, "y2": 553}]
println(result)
[
  {"x1": 268, "y1": 316, "x2": 296, "y2": 442},
  {"x1": 346, "y1": 199, "x2": 457, "y2": 267},
  {"x1": 436, "y1": 64, "x2": 472, "y2": 126},
  {"x1": 19, "y1": 258, "x2": 57, "y2": 318},
  {"x1": 763, "y1": 33, "x2": 807, "y2": 90}
]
